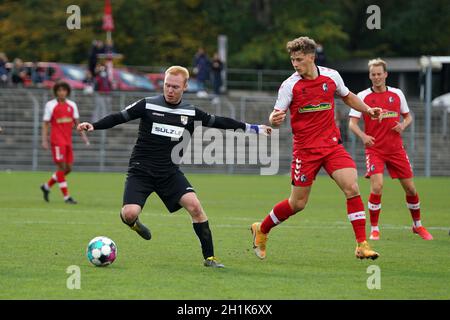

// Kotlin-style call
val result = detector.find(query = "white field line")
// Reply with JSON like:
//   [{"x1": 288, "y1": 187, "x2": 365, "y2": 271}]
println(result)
[{"x1": 6, "y1": 220, "x2": 449, "y2": 231}]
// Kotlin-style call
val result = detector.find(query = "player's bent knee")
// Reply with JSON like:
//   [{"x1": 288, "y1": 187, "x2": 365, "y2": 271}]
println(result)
[
  {"x1": 185, "y1": 200, "x2": 203, "y2": 216},
  {"x1": 121, "y1": 205, "x2": 141, "y2": 223}
]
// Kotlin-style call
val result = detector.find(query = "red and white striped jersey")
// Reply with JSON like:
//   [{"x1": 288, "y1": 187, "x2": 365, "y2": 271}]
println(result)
[{"x1": 274, "y1": 66, "x2": 350, "y2": 150}]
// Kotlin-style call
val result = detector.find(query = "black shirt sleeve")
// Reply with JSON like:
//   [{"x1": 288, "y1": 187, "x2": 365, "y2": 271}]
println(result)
[
  {"x1": 93, "y1": 98, "x2": 146, "y2": 130},
  {"x1": 194, "y1": 107, "x2": 246, "y2": 130}
]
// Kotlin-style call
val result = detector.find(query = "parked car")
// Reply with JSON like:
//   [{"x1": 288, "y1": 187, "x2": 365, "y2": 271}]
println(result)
[
  {"x1": 146, "y1": 72, "x2": 201, "y2": 93},
  {"x1": 113, "y1": 68, "x2": 155, "y2": 91},
  {"x1": 34, "y1": 62, "x2": 87, "y2": 90}
]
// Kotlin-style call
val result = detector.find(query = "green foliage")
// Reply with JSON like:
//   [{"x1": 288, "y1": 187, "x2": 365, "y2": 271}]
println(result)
[{"x1": 0, "y1": 0, "x2": 449, "y2": 68}]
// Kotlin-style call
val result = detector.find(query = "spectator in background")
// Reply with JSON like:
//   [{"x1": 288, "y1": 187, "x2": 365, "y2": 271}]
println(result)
[
  {"x1": 83, "y1": 70, "x2": 95, "y2": 94},
  {"x1": 315, "y1": 43, "x2": 327, "y2": 66},
  {"x1": 11, "y1": 58, "x2": 27, "y2": 87},
  {"x1": 211, "y1": 52, "x2": 223, "y2": 98},
  {"x1": 193, "y1": 47, "x2": 210, "y2": 98},
  {"x1": 0, "y1": 53, "x2": 8, "y2": 86},
  {"x1": 31, "y1": 62, "x2": 46, "y2": 87},
  {"x1": 88, "y1": 40, "x2": 104, "y2": 78},
  {"x1": 92, "y1": 63, "x2": 112, "y2": 122}
]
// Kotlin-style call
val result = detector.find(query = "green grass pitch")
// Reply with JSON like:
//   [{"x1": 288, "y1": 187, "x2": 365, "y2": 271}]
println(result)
[{"x1": 0, "y1": 171, "x2": 448, "y2": 299}]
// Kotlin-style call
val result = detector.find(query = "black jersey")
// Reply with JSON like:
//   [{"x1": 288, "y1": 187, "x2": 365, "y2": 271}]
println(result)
[{"x1": 93, "y1": 94, "x2": 246, "y2": 176}]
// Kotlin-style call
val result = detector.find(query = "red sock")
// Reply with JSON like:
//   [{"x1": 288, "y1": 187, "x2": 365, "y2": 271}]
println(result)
[
  {"x1": 368, "y1": 193, "x2": 382, "y2": 227},
  {"x1": 260, "y1": 199, "x2": 295, "y2": 234},
  {"x1": 56, "y1": 170, "x2": 69, "y2": 199},
  {"x1": 406, "y1": 193, "x2": 421, "y2": 227},
  {"x1": 46, "y1": 173, "x2": 57, "y2": 189},
  {"x1": 347, "y1": 196, "x2": 367, "y2": 243}
]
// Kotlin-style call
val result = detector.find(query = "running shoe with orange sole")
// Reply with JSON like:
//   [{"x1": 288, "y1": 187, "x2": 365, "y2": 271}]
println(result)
[{"x1": 251, "y1": 222, "x2": 268, "y2": 259}]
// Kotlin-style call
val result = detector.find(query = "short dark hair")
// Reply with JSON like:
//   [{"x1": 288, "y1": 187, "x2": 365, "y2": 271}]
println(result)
[{"x1": 53, "y1": 81, "x2": 71, "y2": 97}]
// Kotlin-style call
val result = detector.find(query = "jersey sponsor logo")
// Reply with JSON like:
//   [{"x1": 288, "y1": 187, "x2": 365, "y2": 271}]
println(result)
[
  {"x1": 298, "y1": 103, "x2": 332, "y2": 113},
  {"x1": 151, "y1": 122, "x2": 185, "y2": 138},
  {"x1": 56, "y1": 117, "x2": 73, "y2": 124},
  {"x1": 375, "y1": 110, "x2": 398, "y2": 120}
]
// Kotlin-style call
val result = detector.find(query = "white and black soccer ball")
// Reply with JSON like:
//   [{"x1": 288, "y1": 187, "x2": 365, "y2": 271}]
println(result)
[{"x1": 86, "y1": 236, "x2": 117, "y2": 267}]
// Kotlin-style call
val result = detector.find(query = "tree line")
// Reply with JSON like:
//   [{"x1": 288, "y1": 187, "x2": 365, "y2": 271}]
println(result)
[{"x1": 0, "y1": 0, "x2": 448, "y2": 69}]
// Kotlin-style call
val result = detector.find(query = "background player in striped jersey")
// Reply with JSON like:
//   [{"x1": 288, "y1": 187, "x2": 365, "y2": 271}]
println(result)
[
  {"x1": 251, "y1": 36, "x2": 382, "y2": 260},
  {"x1": 348, "y1": 58, "x2": 433, "y2": 240},
  {"x1": 40, "y1": 81, "x2": 90, "y2": 204}
]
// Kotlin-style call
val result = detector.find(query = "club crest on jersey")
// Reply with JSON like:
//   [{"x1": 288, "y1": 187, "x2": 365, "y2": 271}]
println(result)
[
  {"x1": 388, "y1": 96, "x2": 394, "y2": 103},
  {"x1": 300, "y1": 174, "x2": 307, "y2": 182},
  {"x1": 370, "y1": 164, "x2": 376, "y2": 172},
  {"x1": 180, "y1": 115, "x2": 188, "y2": 125},
  {"x1": 322, "y1": 83, "x2": 328, "y2": 92}
]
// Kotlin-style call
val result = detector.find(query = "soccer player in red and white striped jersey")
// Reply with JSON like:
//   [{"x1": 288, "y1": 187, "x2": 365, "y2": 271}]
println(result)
[
  {"x1": 40, "y1": 81, "x2": 89, "y2": 204},
  {"x1": 349, "y1": 58, "x2": 433, "y2": 240},
  {"x1": 251, "y1": 36, "x2": 382, "y2": 260}
]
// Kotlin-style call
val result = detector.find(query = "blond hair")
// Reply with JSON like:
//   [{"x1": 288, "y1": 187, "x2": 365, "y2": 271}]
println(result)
[
  {"x1": 165, "y1": 66, "x2": 189, "y2": 82},
  {"x1": 286, "y1": 36, "x2": 317, "y2": 55},
  {"x1": 368, "y1": 58, "x2": 387, "y2": 72}
]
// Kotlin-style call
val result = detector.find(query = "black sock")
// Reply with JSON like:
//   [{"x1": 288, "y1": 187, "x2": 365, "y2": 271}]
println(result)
[{"x1": 193, "y1": 220, "x2": 214, "y2": 259}]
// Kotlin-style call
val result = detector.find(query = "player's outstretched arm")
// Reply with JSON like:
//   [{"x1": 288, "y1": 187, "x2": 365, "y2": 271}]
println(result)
[
  {"x1": 196, "y1": 108, "x2": 271, "y2": 135},
  {"x1": 342, "y1": 92, "x2": 382, "y2": 119}
]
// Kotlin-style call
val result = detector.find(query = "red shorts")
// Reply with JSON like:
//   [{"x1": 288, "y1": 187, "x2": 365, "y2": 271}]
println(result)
[
  {"x1": 51, "y1": 144, "x2": 74, "y2": 164},
  {"x1": 365, "y1": 149, "x2": 413, "y2": 179},
  {"x1": 291, "y1": 144, "x2": 356, "y2": 187}
]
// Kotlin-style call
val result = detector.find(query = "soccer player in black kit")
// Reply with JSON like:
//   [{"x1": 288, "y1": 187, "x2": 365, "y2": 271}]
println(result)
[{"x1": 78, "y1": 66, "x2": 271, "y2": 268}]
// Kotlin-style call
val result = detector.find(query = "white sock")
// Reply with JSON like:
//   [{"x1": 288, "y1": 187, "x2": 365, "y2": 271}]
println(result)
[
  {"x1": 371, "y1": 225, "x2": 379, "y2": 232},
  {"x1": 413, "y1": 220, "x2": 422, "y2": 228}
]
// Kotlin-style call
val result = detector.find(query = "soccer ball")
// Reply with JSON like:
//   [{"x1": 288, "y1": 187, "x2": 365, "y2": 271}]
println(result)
[{"x1": 86, "y1": 236, "x2": 117, "y2": 267}]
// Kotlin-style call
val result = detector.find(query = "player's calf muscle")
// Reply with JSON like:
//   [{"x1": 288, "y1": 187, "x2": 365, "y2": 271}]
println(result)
[{"x1": 288, "y1": 198, "x2": 307, "y2": 212}]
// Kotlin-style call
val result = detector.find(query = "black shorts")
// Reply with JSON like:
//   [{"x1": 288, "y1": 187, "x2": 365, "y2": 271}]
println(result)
[{"x1": 123, "y1": 169, "x2": 195, "y2": 213}]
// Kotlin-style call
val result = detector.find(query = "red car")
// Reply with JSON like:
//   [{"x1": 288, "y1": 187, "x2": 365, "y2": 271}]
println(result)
[{"x1": 34, "y1": 62, "x2": 87, "y2": 90}]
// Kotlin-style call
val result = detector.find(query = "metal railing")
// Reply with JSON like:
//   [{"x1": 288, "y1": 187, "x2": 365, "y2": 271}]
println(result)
[{"x1": 0, "y1": 88, "x2": 449, "y2": 176}]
